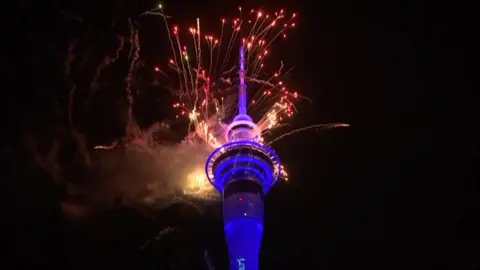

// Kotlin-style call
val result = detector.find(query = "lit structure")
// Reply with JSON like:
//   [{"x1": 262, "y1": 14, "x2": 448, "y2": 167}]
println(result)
[{"x1": 205, "y1": 45, "x2": 281, "y2": 270}]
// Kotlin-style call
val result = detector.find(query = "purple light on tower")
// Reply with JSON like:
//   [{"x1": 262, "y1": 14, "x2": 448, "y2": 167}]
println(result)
[
  {"x1": 206, "y1": 45, "x2": 281, "y2": 270},
  {"x1": 238, "y1": 44, "x2": 247, "y2": 115}
]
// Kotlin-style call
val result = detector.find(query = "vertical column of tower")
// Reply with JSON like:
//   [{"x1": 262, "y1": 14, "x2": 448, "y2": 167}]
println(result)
[
  {"x1": 223, "y1": 176, "x2": 264, "y2": 270},
  {"x1": 206, "y1": 45, "x2": 280, "y2": 270}
]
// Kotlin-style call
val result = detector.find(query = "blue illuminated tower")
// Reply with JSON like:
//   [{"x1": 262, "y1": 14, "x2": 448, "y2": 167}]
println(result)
[{"x1": 205, "y1": 45, "x2": 281, "y2": 270}]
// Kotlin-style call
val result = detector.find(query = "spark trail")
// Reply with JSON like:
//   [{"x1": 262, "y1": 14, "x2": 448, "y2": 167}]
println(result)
[
  {"x1": 267, "y1": 123, "x2": 350, "y2": 145},
  {"x1": 93, "y1": 6, "x2": 348, "y2": 201},
  {"x1": 149, "y1": 6, "x2": 311, "y2": 149}
]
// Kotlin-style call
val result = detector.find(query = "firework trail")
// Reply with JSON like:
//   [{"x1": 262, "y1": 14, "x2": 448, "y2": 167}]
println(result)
[
  {"x1": 93, "y1": 6, "x2": 348, "y2": 202},
  {"x1": 140, "y1": 227, "x2": 181, "y2": 249},
  {"x1": 145, "y1": 6, "x2": 310, "y2": 148},
  {"x1": 147, "y1": 6, "x2": 348, "y2": 147},
  {"x1": 146, "y1": 5, "x2": 346, "y2": 178},
  {"x1": 267, "y1": 123, "x2": 350, "y2": 145}
]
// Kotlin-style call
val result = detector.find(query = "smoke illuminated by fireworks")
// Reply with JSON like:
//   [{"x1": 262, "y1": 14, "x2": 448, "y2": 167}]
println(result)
[
  {"x1": 149, "y1": 6, "x2": 346, "y2": 190},
  {"x1": 185, "y1": 168, "x2": 212, "y2": 196},
  {"x1": 91, "y1": 5, "x2": 348, "y2": 202}
]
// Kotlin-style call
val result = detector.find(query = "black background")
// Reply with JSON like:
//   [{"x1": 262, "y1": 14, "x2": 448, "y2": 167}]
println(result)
[{"x1": 2, "y1": 0, "x2": 475, "y2": 269}]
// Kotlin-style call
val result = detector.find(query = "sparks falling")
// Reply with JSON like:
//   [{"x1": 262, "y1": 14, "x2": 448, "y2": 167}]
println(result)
[
  {"x1": 150, "y1": 6, "x2": 306, "y2": 149},
  {"x1": 90, "y1": 6, "x2": 349, "y2": 200}
]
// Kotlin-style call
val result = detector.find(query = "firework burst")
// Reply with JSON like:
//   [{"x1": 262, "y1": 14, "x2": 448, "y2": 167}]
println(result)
[
  {"x1": 147, "y1": 6, "x2": 309, "y2": 149},
  {"x1": 93, "y1": 6, "x2": 348, "y2": 201}
]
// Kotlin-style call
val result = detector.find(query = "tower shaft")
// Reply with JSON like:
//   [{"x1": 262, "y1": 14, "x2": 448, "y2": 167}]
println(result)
[{"x1": 223, "y1": 178, "x2": 264, "y2": 270}]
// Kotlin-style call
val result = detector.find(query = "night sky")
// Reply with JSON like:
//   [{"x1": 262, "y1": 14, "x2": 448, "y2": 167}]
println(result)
[{"x1": 2, "y1": 1, "x2": 475, "y2": 270}]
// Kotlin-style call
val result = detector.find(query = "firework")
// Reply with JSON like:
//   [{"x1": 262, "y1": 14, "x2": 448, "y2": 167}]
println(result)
[
  {"x1": 184, "y1": 167, "x2": 213, "y2": 196},
  {"x1": 149, "y1": 6, "x2": 305, "y2": 149},
  {"x1": 92, "y1": 6, "x2": 348, "y2": 202}
]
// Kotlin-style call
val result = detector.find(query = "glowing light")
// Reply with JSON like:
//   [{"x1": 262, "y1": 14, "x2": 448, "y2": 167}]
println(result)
[
  {"x1": 237, "y1": 257, "x2": 246, "y2": 270},
  {"x1": 185, "y1": 169, "x2": 208, "y2": 190},
  {"x1": 110, "y1": 5, "x2": 349, "y2": 205},
  {"x1": 148, "y1": 7, "x2": 307, "y2": 150},
  {"x1": 205, "y1": 140, "x2": 280, "y2": 191},
  {"x1": 90, "y1": 6, "x2": 348, "y2": 210}
]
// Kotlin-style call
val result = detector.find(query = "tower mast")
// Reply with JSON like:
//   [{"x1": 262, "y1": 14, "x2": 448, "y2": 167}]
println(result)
[{"x1": 238, "y1": 45, "x2": 247, "y2": 115}]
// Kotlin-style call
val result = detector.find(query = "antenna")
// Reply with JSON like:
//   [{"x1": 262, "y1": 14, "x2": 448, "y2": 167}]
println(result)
[
  {"x1": 224, "y1": 44, "x2": 260, "y2": 142},
  {"x1": 238, "y1": 45, "x2": 247, "y2": 115}
]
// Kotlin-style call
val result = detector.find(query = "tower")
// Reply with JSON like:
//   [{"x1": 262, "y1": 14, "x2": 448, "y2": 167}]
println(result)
[{"x1": 205, "y1": 45, "x2": 281, "y2": 270}]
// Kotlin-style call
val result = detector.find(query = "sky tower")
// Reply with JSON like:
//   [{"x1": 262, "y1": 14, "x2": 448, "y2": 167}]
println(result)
[{"x1": 205, "y1": 45, "x2": 281, "y2": 270}]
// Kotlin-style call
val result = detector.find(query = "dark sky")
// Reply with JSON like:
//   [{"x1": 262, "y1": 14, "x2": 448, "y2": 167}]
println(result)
[{"x1": 2, "y1": 0, "x2": 475, "y2": 270}]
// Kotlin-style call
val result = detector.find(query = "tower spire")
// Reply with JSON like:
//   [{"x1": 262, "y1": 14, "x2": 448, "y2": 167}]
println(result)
[{"x1": 238, "y1": 45, "x2": 247, "y2": 115}]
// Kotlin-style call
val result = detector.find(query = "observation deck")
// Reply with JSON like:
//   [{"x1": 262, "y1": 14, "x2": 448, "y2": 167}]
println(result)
[{"x1": 205, "y1": 140, "x2": 281, "y2": 193}]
